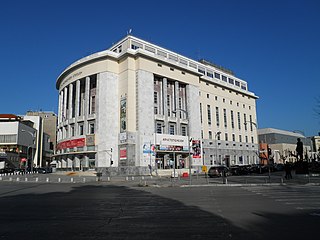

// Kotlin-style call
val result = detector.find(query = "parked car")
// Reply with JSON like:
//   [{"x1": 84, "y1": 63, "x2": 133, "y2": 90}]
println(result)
[
  {"x1": 208, "y1": 166, "x2": 229, "y2": 178},
  {"x1": 36, "y1": 168, "x2": 51, "y2": 174},
  {"x1": 0, "y1": 168, "x2": 15, "y2": 174}
]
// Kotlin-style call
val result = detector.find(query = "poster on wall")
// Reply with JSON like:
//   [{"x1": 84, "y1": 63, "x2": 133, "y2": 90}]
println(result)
[
  {"x1": 192, "y1": 140, "x2": 201, "y2": 159},
  {"x1": 120, "y1": 97, "x2": 127, "y2": 132},
  {"x1": 142, "y1": 142, "x2": 155, "y2": 164},
  {"x1": 120, "y1": 148, "x2": 127, "y2": 160}
]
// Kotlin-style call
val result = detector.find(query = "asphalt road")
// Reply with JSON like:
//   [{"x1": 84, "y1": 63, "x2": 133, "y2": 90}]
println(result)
[{"x1": 0, "y1": 182, "x2": 319, "y2": 240}]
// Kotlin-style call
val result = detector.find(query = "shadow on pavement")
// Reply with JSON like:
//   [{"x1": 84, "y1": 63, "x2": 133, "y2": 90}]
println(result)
[{"x1": 0, "y1": 184, "x2": 318, "y2": 239}]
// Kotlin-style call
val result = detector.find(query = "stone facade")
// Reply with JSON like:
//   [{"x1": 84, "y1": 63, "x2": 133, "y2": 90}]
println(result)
[{"x1": 55, "y1": 35, "x2": 259, "y2": 175}]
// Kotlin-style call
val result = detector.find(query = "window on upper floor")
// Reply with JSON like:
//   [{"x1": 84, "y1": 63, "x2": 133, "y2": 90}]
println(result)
[
  {"x1": 222, "y1": 75, "x2": 227, "y2": 82},
  {"x1": 169, "y1": 124, "x2": 175, "y2": 135}
]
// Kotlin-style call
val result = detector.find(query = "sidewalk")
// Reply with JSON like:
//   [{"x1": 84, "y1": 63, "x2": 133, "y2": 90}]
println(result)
[{"x1": 1, "y1": 170, "x2": 319, "y2": 186}]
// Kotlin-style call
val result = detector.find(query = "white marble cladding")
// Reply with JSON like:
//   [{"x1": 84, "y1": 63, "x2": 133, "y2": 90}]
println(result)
[
  {"x1": 96, "y1": 71, "x2": 119, "y2": 167},
  {"x1": 186, "y1": 84, "x2": 201, "y2": 140},
  {"x1": 136, "y1": 70, "x2": 154, "y2": 166}
]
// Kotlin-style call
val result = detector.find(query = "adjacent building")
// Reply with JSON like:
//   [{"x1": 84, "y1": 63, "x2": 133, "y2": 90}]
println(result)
[
  {"x1": 55, "y1": 35, "x2": 259, "y2": 174},
  {"x1": 258, "y1": 128, "x2": 312, "y2": 163},
  {"x1": 25, "y1": 111, "x2": 57, "y2": 165},
  {"x1": 0, "y1": 113, "x2": 54, "y2": 170}
]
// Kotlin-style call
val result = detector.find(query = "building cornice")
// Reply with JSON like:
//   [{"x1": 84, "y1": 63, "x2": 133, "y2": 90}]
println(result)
[{"x1": 56, "y1": 35, "x2": 257, "y2": 99}]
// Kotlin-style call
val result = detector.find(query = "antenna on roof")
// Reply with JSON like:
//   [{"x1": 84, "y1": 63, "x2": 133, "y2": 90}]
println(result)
[{"x1": 127, "y1": 28, "x2": 132, "y2": 35}]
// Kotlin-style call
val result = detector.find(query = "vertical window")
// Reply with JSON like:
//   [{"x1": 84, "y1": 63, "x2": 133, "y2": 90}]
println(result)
[
  {"x1": 232, "y1": 134, "x2": 235, "y2": 142},
  {"x1": 181, "y1": 126, "x2": 187, "y2": 136},
  {"x1": 231, "y1": 110, "x2": 234, "y2": 129},
  {"x1": 64, "y1": 126, "x2": 68, "y2": 139},
  {"x1": 251, "y1": 136, "x2": 254, "y2": 143},
  {"x1": 89, "y1": 122, "x2": 95, "y2": 134},
  {"x1": 217, "y1": 134, "x2": 221, "y2": 140},
  {"x1": 200, "y1": 103, "x2": 203, "y2": 124},
  {"x1": 225, "y1": 133, "x2": 228, "y2": 141},
  {"x1": 216, "y1": 107, "x2": 220, "y2": 127},
  {"x1": 245, "y1": 136, "x2": 248, "y2": 143},
  {"x1": 209, "y1": 131, "x2": 212, "y2": 139},
  {"x1": 167, "y1": 94, "x2": 170, "y2": 117},
  {"x1": 169, "y1": 124, "x2": 175, "y2": 135},
  {"x1": 244, "y1": 114, "x2": 247, "y2": 131},
  {"x1": 239, "y1": 135, "x2": 242, "y2": 142},
  {"x1": 223, "y1": 109, "x2": 227, "y2": 128},
  {"x1": 249, "y1": 115, "x2": 253, "y2": 131},
  {"x1": 207, "y1": 105, "x2": 211, "y2": 125},
  {"x1": 154, "y1": 92, "x2": 158, "y2": 104},
  {"x1": 71, "y1": 124, "x2": 75, "y2": 137},
  {"x1": 90, "y1": 96, "x2": 96, "y2": 114},
  {"x1": 156, "y1": 123, "x2": 164, "y2": 134},
  {"x1": 201, "y1": 130, "x2": 204, "y2": 139},
  {"x1": 237, "y1": 112, "x2": 241, "y2": 130},
  {"x1": 79, "y1": 124, "x2": 84, "y2": 135}
]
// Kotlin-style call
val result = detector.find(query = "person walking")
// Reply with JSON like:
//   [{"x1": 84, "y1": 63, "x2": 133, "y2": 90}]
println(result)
[
  {"x1": 296, "y1": 138, "x2": 304, "y2": 161},
  {"x1": 284, "y1": 161, "x2": 292, "y2": 180}
]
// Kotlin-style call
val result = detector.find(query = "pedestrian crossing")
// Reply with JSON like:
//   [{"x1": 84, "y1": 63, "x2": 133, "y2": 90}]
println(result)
[{"x1": 241, "y1": 185, "x2": 320, "y2": 214}]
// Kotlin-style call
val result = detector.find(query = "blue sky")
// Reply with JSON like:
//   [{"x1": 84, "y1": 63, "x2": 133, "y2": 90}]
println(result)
[{"x1": 0, "y1": 0, "x2": 319, "y2": 136}]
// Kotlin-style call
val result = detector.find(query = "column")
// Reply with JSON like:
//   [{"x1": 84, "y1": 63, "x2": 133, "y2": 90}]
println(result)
[
  {"x1": 85, "y1": 77, "x2": 90, "y2": 118},
  {"x1": 58, "y1": 91, "x2": 63, "y2": 123},
  {"x1": 175, "y1": 81, "x2": 180, "y2": 134},
  {"x1": 63, "y1": 87, "x2": 68, "y2": 121},
  {"x1": 162, "y1": 78, "x2": 168, "y2": 132},
  {"x1": 68, "y1": 83, "x2": 73, "y2": 119},
  {"x1": 75, "y1": 80, "x2": 80, "y2": 118}
]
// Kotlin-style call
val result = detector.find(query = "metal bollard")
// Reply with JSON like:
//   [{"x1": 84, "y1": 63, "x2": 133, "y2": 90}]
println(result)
[
  {"x1": 58, "y1": 178, "x2": 61, "y2": 183},
  {"x1": 83, "y1": 178, "x2": 86, "y2": 183},
  {"x1": 35, "y1": 177, "x2": 39, "y2": 182},
  {"x1": 107, "y1": 177, "x2": 110, "y2": 181},
  {"x1": 126, "y1": 176, "x2": 129, "y2": 181},
  {"x1": 16, "y1": 177, "x2": 20, "y2": 182},
  {"x1": 46, "y1": 177, "x2": 49, "y2": 182},
  {"x1": 25, "y1": 178, "x2": 28, "y2": 182},
  {"x1": 71, "y1": 178, "x2": 74, "y2": 183},
  {"x1": 132, "y1": 176, "x2": 134, "y2": 181}
]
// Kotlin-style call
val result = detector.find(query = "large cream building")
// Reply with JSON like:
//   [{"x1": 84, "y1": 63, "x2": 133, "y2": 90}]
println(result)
[{"x1": 55, "y1": 35, "x2": 259, "y2": 174}]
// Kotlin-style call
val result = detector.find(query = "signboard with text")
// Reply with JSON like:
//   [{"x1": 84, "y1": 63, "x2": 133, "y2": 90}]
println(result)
[{"x1": 57, "y1": 138, "x2": 86, "y2": 150}]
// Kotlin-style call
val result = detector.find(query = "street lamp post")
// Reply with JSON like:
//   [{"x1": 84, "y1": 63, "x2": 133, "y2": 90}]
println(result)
[
  {"x1": 215, "y1": 131, "x2": 222, "y2": 165},
  {"x1": 243, "y1": 120, "x2": 268, "y2": 180},
  {"x1": 21, "y1": 129, "x2": 36, "y2": 172},
  {"x1": 154, "y1": 124, "x2": 165, "y2": 176},
  {"x1": 173, "y1": 108, "x2": 192, "y2": 185}
]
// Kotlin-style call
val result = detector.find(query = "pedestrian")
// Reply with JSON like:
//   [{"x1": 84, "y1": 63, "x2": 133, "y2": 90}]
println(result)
[
  {"x1": 296, "y1": 138, "x2": 303, "y2": 161},
  {"x1": 284, "y1": 161, "x2": 292, "y2": 180}
]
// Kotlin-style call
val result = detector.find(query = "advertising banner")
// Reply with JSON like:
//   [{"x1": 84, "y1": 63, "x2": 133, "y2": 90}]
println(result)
[
  {"x1": 120, "y1": 148, "x2": 127, "y2": 160},
  {"x1": 120, "y1": 97, "x2": 127, "y2": 133},
  {"x1": 192, "y1": 140, "x2": 201, "y2": 159},
  {"x1": 57, "y1": 138, "x2": 85, "y2": 150}
]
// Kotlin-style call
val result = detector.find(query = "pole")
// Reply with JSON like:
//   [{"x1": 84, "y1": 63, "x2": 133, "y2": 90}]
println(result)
[
  {"x1": 172, "y1": 108, "x2": 192, "y2": 185},
  {"x1": 173, "y1": 150, "x2": 176, "y2": 180},
  {"x1": 188, "y1": 135, "x2": 192, "y2": 185},
  {"x1": 149, "y1": 141, "x2": 152, "y2": 175}
]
